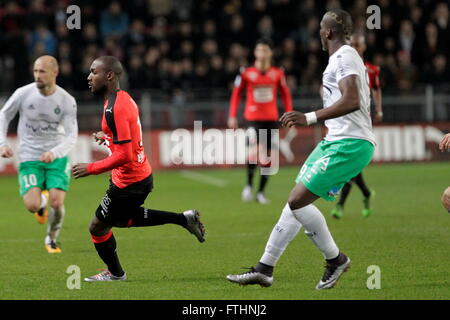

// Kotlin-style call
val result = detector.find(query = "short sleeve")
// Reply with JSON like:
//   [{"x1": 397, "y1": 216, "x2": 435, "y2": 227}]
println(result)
[{"x1": 335, "y1": 52, "x2": 359, "y2": 84}]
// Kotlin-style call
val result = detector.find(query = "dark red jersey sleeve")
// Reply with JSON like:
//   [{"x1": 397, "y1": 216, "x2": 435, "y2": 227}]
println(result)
[
  {"x1": 87, "y1": 142, "x2": 133, "y2": 175},
  {"x1": 278, "y1": 70, "x2": 293, "y2": 112},
  {"x1": 229, "y1": 69, "x2": 247, "y2": 118}
]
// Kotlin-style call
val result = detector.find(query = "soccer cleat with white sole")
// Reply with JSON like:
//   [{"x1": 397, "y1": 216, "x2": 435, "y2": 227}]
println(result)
[
  {"x1": 256, "y1": 192, "x2": 270, "y2": 204},
  {"x1": 183, "y1": 210, "x2": 206, "y2": 243},
  {"x1": 315, "y1": 253, "x2": 351, "y2": 290},
  {"x1": 84, "y1": 270, "x2": 126, "y2": 282},
  {"x1": 226, "y1": 268, "x2": 273, "y2": 287},
  {"x1": 241, "y1": 185, "x2": 253, "y2": 202}
]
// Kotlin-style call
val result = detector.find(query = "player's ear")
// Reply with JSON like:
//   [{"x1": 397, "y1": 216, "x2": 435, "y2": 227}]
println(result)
[{"x1": 106, "y1": 71, "x2": 114, "y2": 81}]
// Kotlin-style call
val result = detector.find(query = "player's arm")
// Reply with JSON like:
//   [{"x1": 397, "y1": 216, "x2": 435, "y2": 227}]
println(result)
[
  {"x1": 280, "y1": 75, "x2": 360, "y2": 127},
  {"x1": 371, "y1": 87, "x2": 382, "y2": 123},
  {"x1": 439, "y1": 133, "x2": 450, "y2": 152},
  {"x1": 42, "y1": 98, "x2": 79, "y2": 163},
  {"x1": 73, "y1": 101, "x2": 133, "y2": 178},
  {"x1": 72, "y1": 142, "x2": 132, "y2": 178},
  {"x1": 228, "y1": 70, "x2": 246, "y2": 129},
  {"x1": 278, "y1": 71, "x2": 293, "y2": 113},
  {"x1": 0, "y1": 89, "x2": 23, "y2": 158}
]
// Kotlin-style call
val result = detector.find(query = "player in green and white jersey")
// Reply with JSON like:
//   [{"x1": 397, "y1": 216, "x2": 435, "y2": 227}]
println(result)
[
  {"x1": 226, "y1": 9, "x2": 375, "y2": 290},
  {"x1": 0, "y1": 56, "x2": 78, "y2": 253}
]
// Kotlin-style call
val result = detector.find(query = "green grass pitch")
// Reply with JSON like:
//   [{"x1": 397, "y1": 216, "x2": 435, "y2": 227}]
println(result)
[{"x1": 0, "y1": 162, "x2": 449, "y2": 300}]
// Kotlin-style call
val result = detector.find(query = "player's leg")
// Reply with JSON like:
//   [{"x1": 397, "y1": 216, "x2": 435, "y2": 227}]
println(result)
[
  {"x1": 441, "y1": 186, "x2": 450, "y2": 212},
  {"x1": 353, "y1": 172, "x2": 374, "y2": 217},
  {"x1": 44, "y1": 188, "x2": 66, "y2": 253},
  {"x1": 242, "y1": 125, "x2": 258, "y2": 202},
  {"x1": 255, "y1": 122, "x2": 278, "y2": 204},
  {"x1": 330, "y1": 180, "x2": 352, "y2": 219},
  {"x1": 118, "y1": 176, "x2": 205, "y2": 242},
  {"x1": 126, "y1": 207, "x2": 205, "y2": 242},
  {"x1": 44, "y1": 157, "x2": 71, "y2": 252},
  {"x1": 19, "y1": 161, "x2": 48, "y2": 223},
  {"x1": 85, "y1": 216, "x2": 126, "y2": 282},
  {"x1": 353, "y1": 172, "x2": 375, "y2": 217}
]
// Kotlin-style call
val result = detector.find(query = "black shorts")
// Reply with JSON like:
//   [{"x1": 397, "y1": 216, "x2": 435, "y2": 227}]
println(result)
[
  {"x1": 95, "y1": 175, "x2": 153, "y2": 227},
  {"x1": 246, "y1": 120, "x2": 279, "y2": 150}
]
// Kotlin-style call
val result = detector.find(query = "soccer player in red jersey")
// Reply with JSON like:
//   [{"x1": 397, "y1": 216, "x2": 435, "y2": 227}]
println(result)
[
  {"x1": 330, "y1": 33, "x2": 383, "y2": 219},
  {"x1": 72, "y1": 56, "x2": 205, "y2": 282},
  {"x1": 228, "y1": 38, "x2": 293, "y2": 204}
]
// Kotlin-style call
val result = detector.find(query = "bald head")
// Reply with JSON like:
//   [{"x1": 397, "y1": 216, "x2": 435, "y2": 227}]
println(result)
[
  {"x1": 33, "y1": 55, "x2": 59, "y2": 92},
  {"x1": 34, "y1": 55, "x2": 59, "y2": 72}
]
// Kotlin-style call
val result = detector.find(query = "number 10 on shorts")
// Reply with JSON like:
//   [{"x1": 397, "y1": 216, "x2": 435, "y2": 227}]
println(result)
[{"x1": 23, "y1": 174, "x2": 37, "y2": 188}]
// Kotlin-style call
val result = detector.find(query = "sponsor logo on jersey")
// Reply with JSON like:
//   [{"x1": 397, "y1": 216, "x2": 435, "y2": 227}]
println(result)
[
  {"x1": 248, "y1": 71, "x2": 258, "y2": 81},
  {"x1": 54, "y1": 106, "x2": 61, "y2": 114}
]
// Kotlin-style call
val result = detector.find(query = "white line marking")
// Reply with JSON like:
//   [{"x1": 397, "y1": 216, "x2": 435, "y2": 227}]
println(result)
[{"x1": 180, "y1": 170, "x2": 228, "y2": 187}]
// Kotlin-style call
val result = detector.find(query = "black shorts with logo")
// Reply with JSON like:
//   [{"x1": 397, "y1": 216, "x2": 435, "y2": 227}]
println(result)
[
  {"x1": 246, "y1": 120, "x2": 279, "y2": 150},
  {"x1": 95, "y1": 175, "x2": 153, "y2": 227}
]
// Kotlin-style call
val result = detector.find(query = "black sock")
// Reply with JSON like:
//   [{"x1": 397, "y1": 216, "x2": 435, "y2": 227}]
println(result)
[
  {"x1": 326, "y1": 252, "x2": 346, "y2": 265},
  {"x1": 258, "y1": 174, "x2": 269, "y2": 193},
  {"x1": 353, "y1": 173, "x2": 371, "y2": 198},
  {"x1": 247, "y1": 164, "x2": 256, "y2": 187},
  {"x1": 129, "y1": 208, "x2": 187, "y2": 227},
  {"x1": 255, "y1": 262, "x2": 273, "y2": 276},
  {"x1": 338, "y1": 182, "x2": 352, "y2": 206},
  {"x1": 93, "y1": 233, "x2": 124, "y2": 277}
]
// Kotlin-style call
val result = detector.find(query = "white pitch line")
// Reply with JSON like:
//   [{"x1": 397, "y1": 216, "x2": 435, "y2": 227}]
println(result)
[{"x1": 180, "y1": 170, "x2": 228, "y2": 187}]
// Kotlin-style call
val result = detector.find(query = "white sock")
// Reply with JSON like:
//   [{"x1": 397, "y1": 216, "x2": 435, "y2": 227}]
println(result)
[
  {"x1": 39, "y1": 192, "x2": 48, "y2": 210},
  {"x1": 260, "y1": 203, "x2": 302, "y2": 266},
  {"x1": 46, "y1": 206, "x2": 65, "y2": 243},
  {"x1": 291, "y1": 204, "x2": 339, "y2": 260}
]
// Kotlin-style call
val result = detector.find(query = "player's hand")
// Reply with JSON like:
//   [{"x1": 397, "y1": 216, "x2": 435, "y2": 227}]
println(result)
[
  {"x1": 0, "y1": 145, "x2": 13, "y2": 158},
  {"x1": 227, "y1": 117, "x2": 238, "y2": 129},
  {"x1": 280, "y1": 111, "x2": 307, "y2": 128},
  {"x1": 72, "y1": 163, "x2": 90, "y2": 179},
  {"x1": 374, "y1": 112, "x2": 383, "y2": 123},
  {"x1": 93, "y1": 131, "x2": 106, "y2": 145},
  {"x1": 439, "y1": 133, "x2": 450, "y2": 152},
  {"x1": 40, "y1": 151, "x2": 55, "y2": 163}
]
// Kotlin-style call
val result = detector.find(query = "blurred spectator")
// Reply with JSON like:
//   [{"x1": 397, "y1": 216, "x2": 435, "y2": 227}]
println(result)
[
  {"x1": 99, "y1": 37, "x2": 124, "y2": 61},
  {"x1": 423, "y1": 54, "x2": 450, "y2": 86},
  {"x1": 128, "y1": 54, "x2": 148, "y2": 89},
  {"x1": 57, "y1": 59, "x2": 74, "y2": 90},
  {"x1": 100, "y1": 1, "x2": 129, "y2": 39},
  {"x1": 1, "y1": 0, "x2": 450, "y2": 97},
  {"x1": 256, "y1": 15, "x2": 274, "y2": 40},
  {"x1": 29, "y1": 23, "x2": 58, "y2": 57},
  {"x1": 396, "y1": 51, "x2": 418, "y2": 93},
  {"x1": 398, "y1": 20, "x2": 415, "y2": 54},
  {"x1": 26, "y1": 0, "x2": 51, "y2": 29}
]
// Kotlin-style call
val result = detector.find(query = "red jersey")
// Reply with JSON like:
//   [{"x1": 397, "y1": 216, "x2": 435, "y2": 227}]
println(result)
[
  {"x1": 229, "y1": 66, "x2": 293, "y2": 121},
  {"x1": 365, "y1": 62, "x2": 381, "y2": 90},
  {"x1": 88, "y1": 90, "x2": 151, "y2": 188}
]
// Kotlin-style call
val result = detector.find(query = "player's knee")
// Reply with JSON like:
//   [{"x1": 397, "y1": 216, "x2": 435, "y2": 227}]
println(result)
[
  {"x1": 89, "y1": 217, "x2": 108, "y2": 236},
  {"x1": 441, "y1": 187, "x2": 450, "y2": 211},
  {"x1": 287, "y1": 195, "x2": 301, "y2": 210},
  {"x1": 50, "y1": 198, "x2": 64, "y2": 209},
  {"x1": 24, "y1": 199, "x2": 41, "y2": 213}
]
